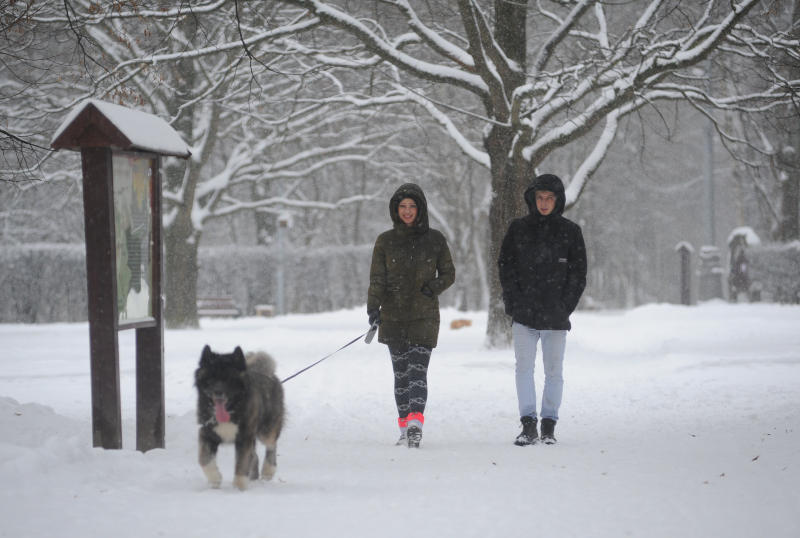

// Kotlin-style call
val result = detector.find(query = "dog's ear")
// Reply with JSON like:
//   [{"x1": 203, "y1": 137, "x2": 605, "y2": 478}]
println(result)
[
  {"x1": 199, "y1": 345, "x2": 213, "y2": 366},
  {"x1": 196, "y1": 345, "x2": 213, "y2": 385},
  {"x1": 232, "y1": 346, "x2": 247, "y2": 371}
]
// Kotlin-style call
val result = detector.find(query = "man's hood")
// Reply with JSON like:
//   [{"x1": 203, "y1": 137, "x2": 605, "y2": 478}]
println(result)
[
  {"x1": 390, "y1": 183, "x2": 429, "y2": 231},
  {"x1": 524, "y1": 174, "x2": 566, "y2": 217}
]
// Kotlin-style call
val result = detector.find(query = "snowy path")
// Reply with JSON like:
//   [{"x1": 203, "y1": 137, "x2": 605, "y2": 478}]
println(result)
[{"x1": 1, "y1": 302, "x2": 799, "y2": 537}]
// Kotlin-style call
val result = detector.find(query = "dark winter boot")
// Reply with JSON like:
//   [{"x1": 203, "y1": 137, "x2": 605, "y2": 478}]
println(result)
[
  {"x1": 514, "y1": 416, "x2": 538, "y2": 446},
  {"x1": 407, "y1": 425, "x2": 422, "y2": 448},
  {"x1": 407, "y1": 412, "x2": 423, "y2": 448},
  {"x1": 540, "y1": 418, "x2": 557, "y2": 445}
]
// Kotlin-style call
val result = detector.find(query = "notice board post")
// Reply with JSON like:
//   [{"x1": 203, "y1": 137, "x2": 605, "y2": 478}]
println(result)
[
  {"x1": 51, "y1": 100, "x2": 190, "y2": 451},
  {"x1": 675, "y1": 241, "x2": 694, "y2": 306}
]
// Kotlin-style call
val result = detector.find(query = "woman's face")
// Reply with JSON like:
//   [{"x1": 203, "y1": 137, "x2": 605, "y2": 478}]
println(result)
[{"x1": 397, "y1": 198, "x2": 418, "y2": 226}]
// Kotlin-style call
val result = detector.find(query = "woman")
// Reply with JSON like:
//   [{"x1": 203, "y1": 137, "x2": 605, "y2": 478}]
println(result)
[{"x1": 367, "y1": 183, "x2": 455, "y2": 448}]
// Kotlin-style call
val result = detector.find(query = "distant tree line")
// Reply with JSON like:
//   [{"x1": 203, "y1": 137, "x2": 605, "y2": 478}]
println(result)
[
  {"x1": 0, "y1": 243, "x2": 465, "y2": 323},
  {"x1": 1, "y1": 1, "x2": 797, "y2": 339}
]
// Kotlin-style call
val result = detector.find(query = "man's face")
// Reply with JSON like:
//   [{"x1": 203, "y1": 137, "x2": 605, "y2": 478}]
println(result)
[{"x1": 535, "y1": 190, "x2": 556, "y2": 216}]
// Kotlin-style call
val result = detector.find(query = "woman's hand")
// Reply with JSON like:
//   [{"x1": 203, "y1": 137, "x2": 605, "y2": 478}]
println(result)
[{"x1": 368, "y1": 309, "x2": 381, "y2": 326}]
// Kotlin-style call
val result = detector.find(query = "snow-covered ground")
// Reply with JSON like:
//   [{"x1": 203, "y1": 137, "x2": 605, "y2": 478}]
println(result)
[{"x1": 1, "y1": 302, "x2": 799, "y2": 538}]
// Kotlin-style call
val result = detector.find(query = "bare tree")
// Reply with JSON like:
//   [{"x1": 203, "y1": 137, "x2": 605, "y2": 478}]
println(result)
[
  {"x1": 270, "y1": 0, "x2": 799, "y2": 344},
  {"x1": 4, "y1": 1, "x2": 797, "y2": 335},
  {"x1": 9, "y1": 1, "x2": 427, "y2": 326},
  {"x1": 1, "y1": 0, "x2": 76, "y2": 183},
  {"x1": 719, "y1": 1, "x2": 800, "y2": 241}
]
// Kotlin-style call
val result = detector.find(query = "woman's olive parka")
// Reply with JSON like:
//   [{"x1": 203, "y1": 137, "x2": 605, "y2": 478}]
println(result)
[{"x1": 367, "y1": 183, "x2": 455, "y2": 348}]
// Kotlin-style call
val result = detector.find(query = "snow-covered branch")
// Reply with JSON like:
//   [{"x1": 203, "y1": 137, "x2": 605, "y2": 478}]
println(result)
[
  {"x1": 531, "y1": 0, "x2": 593, "y2": 76},
  {"x1": 213, "y1": 191, "x2": 382, "y2": 219},
  {"x1": 280, "y1": 0, "x2": 488, "y2": 94}
]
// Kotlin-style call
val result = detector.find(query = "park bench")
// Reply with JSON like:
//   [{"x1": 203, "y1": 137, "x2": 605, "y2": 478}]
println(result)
[{"x1": 196, "y1": 296, "x2": 241, "y2": 318}]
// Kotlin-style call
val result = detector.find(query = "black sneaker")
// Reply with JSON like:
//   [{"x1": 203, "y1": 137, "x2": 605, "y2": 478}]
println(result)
[
  {"x1": 540, "y1": 418, "x2": 557, "y2": 444},
  {"x1": 514, "y1": 416, "x2": 538, "y2": 446},
  {"x1": 407, "y1": 425, "x2": 422, "y2": 448}
]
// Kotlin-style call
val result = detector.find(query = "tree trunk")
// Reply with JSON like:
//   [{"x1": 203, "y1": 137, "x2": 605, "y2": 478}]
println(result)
[
  {"x1": 484, "y1": 0, "x2": 530, "y2": 347},
  {"x1": 164, "y1": 201, "x2": 200, "y2": 328},
  {"x1": 778, "y1": 170, "x2": 799, "y2": 241},
  {"x1": 778, "y1": 15, "x2": 800, "y2": 242},
  {"x1": 485, "y1": 125, "x2": 530, "y2": 347},
  {"x1": 161, "y1": 12, "x2": 203, "y2": 329}
]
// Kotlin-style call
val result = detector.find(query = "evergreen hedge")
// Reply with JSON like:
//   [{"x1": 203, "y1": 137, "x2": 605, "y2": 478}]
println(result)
[
  {"x1": 746, "y1": 241, "x2": 800, "y2": 303},
  {"x1": 0, "y1": 244, "x2": 377, "y2": 322}
]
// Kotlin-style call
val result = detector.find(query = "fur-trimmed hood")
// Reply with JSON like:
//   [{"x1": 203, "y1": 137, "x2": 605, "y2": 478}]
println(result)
[{"x1": 389, "y1": 183, "x2": 429, "y2": 232}]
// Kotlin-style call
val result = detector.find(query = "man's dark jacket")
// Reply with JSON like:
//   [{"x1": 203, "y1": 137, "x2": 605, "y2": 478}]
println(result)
[{"x1": 498, "y1": 174, "x2": 587, "y2": 330}]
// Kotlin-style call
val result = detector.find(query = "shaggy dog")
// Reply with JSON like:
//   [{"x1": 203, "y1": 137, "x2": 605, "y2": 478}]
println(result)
[{"x1": 194, "y1": 345, "x2": 284, "y2": 490}]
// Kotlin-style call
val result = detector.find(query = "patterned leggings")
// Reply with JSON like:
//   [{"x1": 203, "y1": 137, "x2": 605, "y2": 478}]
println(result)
[{"x1": 389, "y1": 344, "x2": 432, "y2": 418}]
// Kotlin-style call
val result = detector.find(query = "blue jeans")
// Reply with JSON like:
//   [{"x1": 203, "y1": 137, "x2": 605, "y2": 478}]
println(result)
[{"x1": 512, "y1": 322, "x2": 567, "y2": 421}]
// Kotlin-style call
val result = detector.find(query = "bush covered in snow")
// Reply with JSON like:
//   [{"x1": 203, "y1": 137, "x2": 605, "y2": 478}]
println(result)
[
  {"x1": 197, "y1": 244, "x2": 374, "y2": 315},
  {"x1": 0, "y1": 244, "x2": 88, "y2": 323},
  {"x1": 746, "y1": 241, "x2": 800, "y2": 303},
  {"x1": 2, "y1": 243, "x2": 458, "y2": 322}
]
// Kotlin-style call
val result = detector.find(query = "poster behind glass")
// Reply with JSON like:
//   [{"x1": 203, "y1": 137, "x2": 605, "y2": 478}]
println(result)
[{"x1": 113, "y1": 153, "x2": 154, "y2": 326}]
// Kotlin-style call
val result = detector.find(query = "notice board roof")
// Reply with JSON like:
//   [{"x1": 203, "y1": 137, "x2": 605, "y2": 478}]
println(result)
[{"x1": 51, "y1": 99, "x2": 191, "y2": 158}]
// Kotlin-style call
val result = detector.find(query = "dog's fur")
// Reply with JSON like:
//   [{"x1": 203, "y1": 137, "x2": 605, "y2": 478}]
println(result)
[{"x1": 194, "y1": 345, "x2": 284, "y2": 490}]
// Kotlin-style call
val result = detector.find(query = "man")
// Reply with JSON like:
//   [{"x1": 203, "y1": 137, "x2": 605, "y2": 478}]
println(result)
[{"x1": 498, "y1": 173, "x2": 587, "y2": 445}]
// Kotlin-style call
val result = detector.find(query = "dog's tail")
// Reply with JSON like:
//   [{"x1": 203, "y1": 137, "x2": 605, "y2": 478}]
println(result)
[{"x1": 245, "y1": 351, "x2": 277, "y2": 376}]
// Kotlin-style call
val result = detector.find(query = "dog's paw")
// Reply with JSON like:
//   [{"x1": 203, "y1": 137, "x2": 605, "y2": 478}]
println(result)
[
  {"x1": 261, "y1": 464, "x2": 276, "y2": 481},
  {"x1": 202, "y1": 463, "x2": 222, "y2": 488},
  {"x1": 233, "y1": 474, "x2": 249, "y2": 491}
]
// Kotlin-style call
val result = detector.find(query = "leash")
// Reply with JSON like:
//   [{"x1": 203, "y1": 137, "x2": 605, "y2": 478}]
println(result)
[{"x1": 280, "y1": 322, "x2": 378, "y2": 383}]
